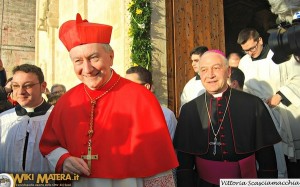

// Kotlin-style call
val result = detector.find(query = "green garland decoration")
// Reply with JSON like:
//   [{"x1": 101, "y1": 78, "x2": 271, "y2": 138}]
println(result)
[{"x1": 128, "y1": 0, "x2": 152, "y2": 70}]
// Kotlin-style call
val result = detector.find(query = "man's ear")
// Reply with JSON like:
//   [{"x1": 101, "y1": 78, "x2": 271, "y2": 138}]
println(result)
[
  {"x1": 258, "y1": 37, "x2": 263, "y2": 45},
  {"x1": 227, "y1": 66, "x2": 231, "y2": 78},
  {"x1": 41, "y1": 82, "x2": 47, "y2": 93},
  {"x1": 109, "y1": 50, "x2": 114, "y2": 66},
  {"x1": 144, "y1": 83, "x2": 151, "y2": 90},
  {"x1": 230, "y1": 80, "x2": 239, "y2": 89}
]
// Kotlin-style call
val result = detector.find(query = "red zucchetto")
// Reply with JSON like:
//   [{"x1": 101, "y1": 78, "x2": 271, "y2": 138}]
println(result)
[
  {"x1": 207, "y1": 49, "x2": 226, "y2": 57},
  {"x1": 59, "y1": 13, "x2": 113, "y2": 51}
]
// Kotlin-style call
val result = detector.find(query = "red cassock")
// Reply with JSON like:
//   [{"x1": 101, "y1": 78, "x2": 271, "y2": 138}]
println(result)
[{"x1": 40, "y1": 70, "x2": 178, "y2": 178}]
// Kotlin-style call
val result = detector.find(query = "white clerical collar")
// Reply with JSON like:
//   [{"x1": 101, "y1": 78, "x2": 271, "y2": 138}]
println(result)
[
  {"x1": 24, "y1": 99, "x2": 44, "y2": 113},
  {"x1": 211, "y1": 86, "x2": 229, "y2": 98},
  {"x1": 24, "y1": 107, "x2": 34, "y2": 113},
  {"x1": 212, "y1": 93, "x2": 223, "y2": 98}
]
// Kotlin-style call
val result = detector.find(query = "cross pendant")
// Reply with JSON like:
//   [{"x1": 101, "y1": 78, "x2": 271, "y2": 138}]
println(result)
[
  {"x1": 209, "y1": 136, "x2": 221, "y2": 156},
  {"x1": 81, "y1": 146, "x2": 98, "y2": 170}
]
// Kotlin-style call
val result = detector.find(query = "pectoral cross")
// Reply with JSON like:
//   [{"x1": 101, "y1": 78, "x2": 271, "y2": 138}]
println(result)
[
  {"x1": 209, "y1": 136, "x2": 221, "y2": 156},
  {"x1": 81, "y1": 146, "x2": 98, "y2": 170}
]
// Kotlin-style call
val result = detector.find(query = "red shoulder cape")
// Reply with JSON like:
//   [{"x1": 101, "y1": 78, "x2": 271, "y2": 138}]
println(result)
[{"x1": 40, "y1": 71, "x2": 178, "y2": 178}]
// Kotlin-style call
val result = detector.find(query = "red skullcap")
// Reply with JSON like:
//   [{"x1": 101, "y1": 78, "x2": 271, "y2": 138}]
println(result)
[{"x1": 59, "y1": 13, "x2": 113, "y2": 51}]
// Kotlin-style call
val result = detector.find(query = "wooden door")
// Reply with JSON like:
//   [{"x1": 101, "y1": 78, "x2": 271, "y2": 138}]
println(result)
[{"x1": 165, "y1": 0, "x2": 225, "y2": 117}]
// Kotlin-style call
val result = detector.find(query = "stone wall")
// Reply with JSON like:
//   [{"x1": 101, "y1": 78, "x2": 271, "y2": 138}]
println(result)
[
  {"x1": 151, "y1": 0, "x2": 168, "y2": 106},
  {"x1": 0, "y1": 0, "x2": 36, "y2": 78}
]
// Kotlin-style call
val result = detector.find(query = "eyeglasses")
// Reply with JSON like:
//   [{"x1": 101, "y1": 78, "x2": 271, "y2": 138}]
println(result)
[
  {"x1": 243, "y1": 41, "x2": 259, "y2": 54},
  {"x1": 11, "y1": 82, "x2": 40, "y2": 90}
]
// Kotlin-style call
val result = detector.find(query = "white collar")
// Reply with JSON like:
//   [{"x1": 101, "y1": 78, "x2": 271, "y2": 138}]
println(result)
[
  {"x1": 23, "y1": 99, "x2": 44, "y2": 112},
  {"x1": 212, "y1": 92, "x2": 223, "y2": 98}
]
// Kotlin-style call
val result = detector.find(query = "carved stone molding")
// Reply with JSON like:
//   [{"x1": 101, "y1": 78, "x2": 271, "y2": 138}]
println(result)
[
  {"x1": 47, "y1": 0, "x2": 59, "y2": 28},
  {"x1": 38, "y1": 0, "x2": 59, "y2": 31},
  {"x1": 38, "y1": 0, "x2": 49, "y2": 31}
]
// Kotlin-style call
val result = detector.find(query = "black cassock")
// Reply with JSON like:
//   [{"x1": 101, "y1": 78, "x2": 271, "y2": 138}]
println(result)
[{"x1": 174, "y1": 87, "x2": 282, "y2": 187}]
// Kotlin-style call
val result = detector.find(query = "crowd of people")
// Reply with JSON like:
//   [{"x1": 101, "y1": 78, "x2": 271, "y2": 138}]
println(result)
[{"x1": 0, "y1": 13, "x2": 299, "y2": 187}]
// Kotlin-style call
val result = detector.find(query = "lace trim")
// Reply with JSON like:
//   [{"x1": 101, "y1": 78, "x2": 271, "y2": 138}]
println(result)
[{"x1": 144, "y1": 170, "x2": 176, "y2": 187}]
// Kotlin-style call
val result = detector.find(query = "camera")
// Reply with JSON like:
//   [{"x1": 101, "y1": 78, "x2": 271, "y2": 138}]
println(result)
[{"x1": 268, "y1": 11, "x2": 300, "y2": 64}]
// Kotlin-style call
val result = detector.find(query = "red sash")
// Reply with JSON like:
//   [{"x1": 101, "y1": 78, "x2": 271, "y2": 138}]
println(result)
[{"x1": 195, "y1": 154, "x2": 257, "y2": 185}]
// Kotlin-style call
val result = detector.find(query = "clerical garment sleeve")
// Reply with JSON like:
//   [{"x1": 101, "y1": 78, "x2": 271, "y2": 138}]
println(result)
[
  {"x1": 161, "y1": 106, "x2": 177, "y2": 140},
  {"x1": 278, "y1": 56, "x2": 300, "y2": 108},
  {"x1": 176, "y1": 151, "x2": 197, "y2": 187},
  {"x1": 39, "y1": 111, "x2": 70, "y2": 173},
  {"x1": 45, "y1": 147, "x2": 69, "y2": 172},
  {"x1": 238, "y1": 55, "x2": 253, "y2": 95},
  {"x1": 180, "y1": 77, "x2": 205, "y2": 108},
  {"x1": 255, "y1": 146, "x2": 278, "y2": 178},
  {"x1": 180, "y1": 79, "x2": 192, "y2": 107}
]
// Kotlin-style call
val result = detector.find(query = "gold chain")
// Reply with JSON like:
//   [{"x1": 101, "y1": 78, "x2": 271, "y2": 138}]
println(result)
[
  {"x1": 83, "y1": 74, "x2": 121, "y2": 142},
  {"x1": 204, "y1": 88, "x2": 232, "y2": 138}
]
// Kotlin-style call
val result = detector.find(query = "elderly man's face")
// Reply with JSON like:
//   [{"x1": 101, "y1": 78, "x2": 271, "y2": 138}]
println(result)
[
  {"x1": 199, "y1": 52, "x2": 231, "y2": 95},
  {"x1": 69, "y1": 43, "x2": 114, "y2": 90},
  {"x1": 51, "y1": 86, "x2": 65, "y2": 96}
]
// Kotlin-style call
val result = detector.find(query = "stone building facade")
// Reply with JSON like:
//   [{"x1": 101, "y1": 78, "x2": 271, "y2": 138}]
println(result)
[{"x1": 0, "y1": 0, "x2": 36, "y2": 79}]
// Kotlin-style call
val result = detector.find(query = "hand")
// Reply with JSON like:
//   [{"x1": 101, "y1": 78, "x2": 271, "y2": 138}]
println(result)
[
  {"x1": 63, "y1": 156, "x2": 90, "y2": 176},
  {"x1": 266, "y1": 94, "x2": 281, "y2": 108}
]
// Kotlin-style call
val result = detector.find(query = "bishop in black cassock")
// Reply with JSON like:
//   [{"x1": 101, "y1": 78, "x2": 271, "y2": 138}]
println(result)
[{"x1": 174, "y1": 86, "x2": 281, "y2": 187}]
